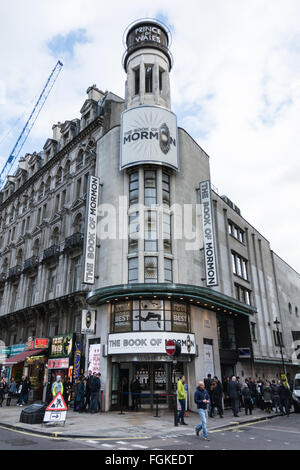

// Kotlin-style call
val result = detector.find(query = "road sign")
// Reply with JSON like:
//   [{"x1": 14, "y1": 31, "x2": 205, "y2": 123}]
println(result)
[
  {"x1": 46, "y1": 392, "x2": 67, "y2": 412},
  {"x1": 44, "y1": 393, "x2": 67, "y2": 424},
  {"x1": 165, "y1": 340, "x2": 176, "y2": 356}
]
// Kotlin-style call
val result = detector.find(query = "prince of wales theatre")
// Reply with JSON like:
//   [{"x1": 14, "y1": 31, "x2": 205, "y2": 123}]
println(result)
[{"x1": 1, "y1": 18, "x2": 300, "y2": 413}]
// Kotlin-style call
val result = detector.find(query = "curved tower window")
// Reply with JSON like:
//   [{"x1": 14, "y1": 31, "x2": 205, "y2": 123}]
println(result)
[
  {"x1": 144, "y1": 170, "x2": 157, "y2": 206},
  {"x1": 129, "y1": 171, "x2": 139, "y2": 206},
  {"x1": 145, "y1": 65, "x2": 153, "y2": 93}
]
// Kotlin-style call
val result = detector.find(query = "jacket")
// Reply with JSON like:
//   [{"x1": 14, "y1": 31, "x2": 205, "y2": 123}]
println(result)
[
  {"x1": 228, "y1": 381, "x2": 241, "y2": 400},
  {"x1": 177, "y1": 380, "x2": 186, "y2": 400},
  {"x1": 194, "y1": 387, "x2": 210, "y2": 409},
  {"x1": 52, "y1": 381, "x2": 64, "y2": 397}
]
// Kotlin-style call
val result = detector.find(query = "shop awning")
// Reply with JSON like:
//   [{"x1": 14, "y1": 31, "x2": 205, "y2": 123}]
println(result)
[{"x1": 3, "y1": 349, "x2": 46, "y2": 365}]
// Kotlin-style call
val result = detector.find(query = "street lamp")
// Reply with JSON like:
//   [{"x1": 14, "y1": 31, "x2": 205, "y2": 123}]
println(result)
[{"x1": 274, "y1": 317, "x2": 286, "y2": 377}]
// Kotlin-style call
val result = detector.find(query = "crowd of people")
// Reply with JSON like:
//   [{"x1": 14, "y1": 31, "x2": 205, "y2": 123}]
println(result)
[
  {"x1": 0, "y1": 375, "x2": 32, "y2": 407},
  {"x1": 176, "y1": 374, "x2": 294, "y2": 441},
  {"x1": 46, "y1": 371, "x2": 102, "y2": 414}
]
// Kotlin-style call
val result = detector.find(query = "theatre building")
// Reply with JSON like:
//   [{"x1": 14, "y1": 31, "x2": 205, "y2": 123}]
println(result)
[{"x1": 1, "y1": 18, "x2": 299, "y2": 413}]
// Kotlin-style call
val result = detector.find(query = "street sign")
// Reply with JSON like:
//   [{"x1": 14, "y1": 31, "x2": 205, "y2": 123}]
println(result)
[
  {"x1": 46, "y1": 392, "x2": 67, "y2": 411},
  {"x1": 165, "y1": 340, "x2": 176, "y2": 356},
  {"x1": 44, "y1": 393, "x2": 67, "y2": 424}
]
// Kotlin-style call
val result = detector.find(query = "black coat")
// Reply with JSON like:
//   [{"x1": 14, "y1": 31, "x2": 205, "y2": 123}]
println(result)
[
  {"x1": 212, "y1": 381, "x2": 223, "y2": 403},
  {"x1": 228, "y1": 381, "x2": 241, "y2": 400},
  {"x1": 131, "y1": 379, "x2": 141, "y2": 394}
]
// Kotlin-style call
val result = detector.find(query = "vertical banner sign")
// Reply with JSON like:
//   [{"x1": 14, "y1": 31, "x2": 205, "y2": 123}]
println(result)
[
  {"x1": 73, "y1": 342, "x2": 81, "y2": 382},
  {"x1": 83, "y1": 175, "x2": 100, "y2": 284},
  {"x1": 200, "y1": 180, "x2": 219, "y2": 287}
]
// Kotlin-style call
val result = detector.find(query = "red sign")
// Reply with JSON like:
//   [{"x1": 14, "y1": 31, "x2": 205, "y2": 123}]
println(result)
[
  {"x1": 48, "y1": 358, "x2": 69, "y2": 369},
  {"x1": 165, "y1": 340, "x2": 176, "y2": 356},
  {"x1": 34, "y1": 338, "x2": 49, "y2": 349},
  {"x1": 46, "y1": 392, "x2": 67, "y2": 412}
]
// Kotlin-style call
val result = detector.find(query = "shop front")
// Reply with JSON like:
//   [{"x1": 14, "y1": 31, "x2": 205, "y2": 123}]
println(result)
[{"x1": 47, "y1": 333, "x2": 75, "y2": 383}]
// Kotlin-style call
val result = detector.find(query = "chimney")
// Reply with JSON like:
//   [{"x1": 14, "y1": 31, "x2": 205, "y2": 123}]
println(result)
[
  {"x1": 52, "y1": 122, "x2": 62, "y2": 141},
  {"x1": 87, "y1": 84, "x2": 105, "y2": 102}
]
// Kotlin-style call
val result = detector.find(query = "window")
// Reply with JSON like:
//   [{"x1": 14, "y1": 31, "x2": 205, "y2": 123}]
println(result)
[
  {"x1": 144, "y1": 256, "x2": 158, "y2": 283},
  {"x1": 144, "y1": 211, "x2": 157, "y2": 252},
  {"x1": 134, "y1": 67, "x2": 140, "y2": 95},
  {"x1": 162, "y1": 172, "x2": 170, "y2": 205},
  {"x1": 228, "y1": 220, "x2": 245, "y2": 244},
  {"x1": 288, "y1": 302, "x2": 292, "y2": 314},
  {"x1": 159, "y1": 69, "x2": 164, "y2": 93},
  {"x1": 111, "y1": 300, "x2": 190, "y2": 333},
  {"x1": 144, "y1": 170, "x2": 157, "y2": 206},
  {"x1": 48, "y1": 269, "x2": 56, "y2": 293},
  {"x1": 76, "y1": 178, "x2": 82, "y2": 198},
  {"x1": 129, "y1": 171, "x2": 139, "y2": 206},
  {"x1": 235, "y1": 283, "x2": 251, "y2": 305},
  {"x1": 128, "y1": 257, "x2": 138, "y2": 283},
  {"x1": 217, "y1": 314, "x2": 237, "y2": 350},
  {"x1": 231, "y1": 252, "x2": 248, "y2": 280},
  {"x1": 145, "y1": 65, "x2": 153, "y2": 93},
  {"x1": 273, "y1": 330, "x2": 284, "y2": 347},
  {"x1": 28, "y1": 277, "x2": 37, "y2": 305},
  {"x1": 163, "y1": 212, "x2": 172, "y2": 253},
  {"x1": 72, "y1": 257, "x2": 81, "y2": 291},
  {"x1": 164, "y1": 258, "x2": 173, "y2": 283},
  {"x1": 128, "y1": 212, "x2": 139, "y2": 253},
  {"x1": 296, "y1": 307, "x2": 299, "y2": 318}
]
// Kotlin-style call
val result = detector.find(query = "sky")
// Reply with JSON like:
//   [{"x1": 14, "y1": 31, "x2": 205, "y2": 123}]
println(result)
[{"x1": 0, "y1": 0, "x2": 300, "y2": 272}]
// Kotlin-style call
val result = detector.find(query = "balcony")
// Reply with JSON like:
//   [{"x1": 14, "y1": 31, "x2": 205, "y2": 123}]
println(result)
[
  {"x1": 23, "y1": 256, "x2": 39, "y2": 272},
  {"x1": 7, "y1": 265, "x2": 22, "y2": 280},
  {"x1": 42, "y1": 245, "x2": 60, "y2": 262},
  {"x1": 63, "y1": 232, "x2": 84, "y2": 251}
]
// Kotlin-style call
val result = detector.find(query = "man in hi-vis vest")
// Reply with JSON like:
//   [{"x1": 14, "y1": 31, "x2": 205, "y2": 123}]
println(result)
[{"x1": 51, "y1": 375, "x2": 64, "y2": 397}]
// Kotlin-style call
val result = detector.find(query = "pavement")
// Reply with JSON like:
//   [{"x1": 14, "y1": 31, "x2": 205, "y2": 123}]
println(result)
[{"x1": 0, "y1": 402, "x2": 292, "y2": 440}]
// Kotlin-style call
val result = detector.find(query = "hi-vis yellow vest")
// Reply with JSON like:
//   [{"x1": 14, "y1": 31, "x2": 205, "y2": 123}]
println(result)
[{"x1": 52, "y1": 382, "x2": 64, "y2": 397}]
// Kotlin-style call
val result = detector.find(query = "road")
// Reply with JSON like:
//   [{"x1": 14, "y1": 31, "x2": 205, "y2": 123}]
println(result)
[{"x1": 0, "y1": 414, "x2": 299, "y2": 453}]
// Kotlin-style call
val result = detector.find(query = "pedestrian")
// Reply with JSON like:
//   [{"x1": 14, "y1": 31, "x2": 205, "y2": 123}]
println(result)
[
  {"x1": 212, "y1": 376, "x2": 224, "y2": 418},
  {"x1": 6, "y1": 377, "x2": 17, "y2": 406},
  {"x1": 63, "y1": 378, "x2": 72, "y2": 408},
  {"x1": 236, "y1": 377, "x2": 243, "y2": 411},
  {"x1": 208, "y1": 380, "x2": 216, "y2": 417},
  {"x1": 263, "y1": 381, "x2": 273, "y2": 413},
  {"x1": 96, "y1": 373, "x2": 102, "y2": 412},
  {"x1": 84, "y1": 370, "x2": 93, "y2": 412},
  {"x1": 242, "y1": 383, "x2": 253, "y2": 415},
  {"x1": 228, "y1": 376, "x2": 241, "y2": 417},
  {"x1": 257, "y1": 378, "x2": 264, "y2": 410},
  {"x1": 194, "y1": 381, "x2": 210, "y2": 441},
  {"x1": 90, "y1": 372, "x2": 101, "y2": 414},
  {"x1": 278, "y1": 381, "x2": 291, "y2": 416},
  {"x1": 177, "y1": 375, "x2": 188, "y2": 425},
  {"x1": 248, "y1": 378, "x2": 257, "y2": 408},
  {"x1": 270, "y1": 380, "x2": 280, "y2": 413},
  {"x1": 0, "y1": 377, "x2": 8, "y2": 407},
  {"x1": 51, "y1": 375, "x2": 63, "y2": 398},
  {"x1": 131, "y1": 375, "x2": 141, "y2": 411},
  {"x1": 16, "y1": 376, "x2": 31, "y2": 407}
]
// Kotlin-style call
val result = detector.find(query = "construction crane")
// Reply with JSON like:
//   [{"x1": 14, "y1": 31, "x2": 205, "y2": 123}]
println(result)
[{"x1": 0, "y1": 60, "x2": 63, "y2": 188}]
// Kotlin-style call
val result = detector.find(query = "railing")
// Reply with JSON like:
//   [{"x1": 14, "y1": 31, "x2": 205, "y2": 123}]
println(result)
[
  {"x1": 64, "y1": 232, "x2": 84, "y2": 251},
  {"x1": 42, "y1": 245, "x2": 60, "y2": 261},
  {"x1": 7, "y1": 265, "x2": 22, "y2": 279},
  {"x1": 23, "y1": 256, "x2": 39, "y2": 271}
]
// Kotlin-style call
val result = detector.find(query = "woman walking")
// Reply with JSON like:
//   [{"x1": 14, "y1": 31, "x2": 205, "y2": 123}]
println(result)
[{"x1": 242, "y1": 383, "x2": 253, "y2": 415}]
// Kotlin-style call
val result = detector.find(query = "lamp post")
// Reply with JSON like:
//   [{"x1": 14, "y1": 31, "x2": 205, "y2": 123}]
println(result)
[{"x1": 274, "y1": 317, "x2": 286, "y2": 377}]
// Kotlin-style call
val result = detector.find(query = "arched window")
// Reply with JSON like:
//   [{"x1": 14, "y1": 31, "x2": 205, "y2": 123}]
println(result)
[
  {"x1": 64, "y1": 159, "x2": 71, "y2": 179},
  {"x1": 45, "y1": 176, "x2": 51, "y2": 194},
  {"x1": 289, "y1": 302, "x2": 292, "y2": 314},
  {"x1": 56, "y1": 167, "x2": 63, "y2": 186}
]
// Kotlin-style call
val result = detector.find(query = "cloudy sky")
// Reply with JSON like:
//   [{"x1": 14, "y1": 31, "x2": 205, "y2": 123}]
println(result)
[{"x1": 0, "y1": 0, "x2": 300, "y2": 271}]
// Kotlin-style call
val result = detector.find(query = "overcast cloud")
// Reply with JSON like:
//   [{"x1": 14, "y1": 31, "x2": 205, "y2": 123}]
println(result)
[{"x1": 0, "y1": 0, "x2": 299, "y2": 271}]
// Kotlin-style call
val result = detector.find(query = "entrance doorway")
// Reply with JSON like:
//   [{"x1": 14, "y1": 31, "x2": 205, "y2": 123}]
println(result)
[{"x1": 110, "y1": 361, "x2": 184, "y2": 411}]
